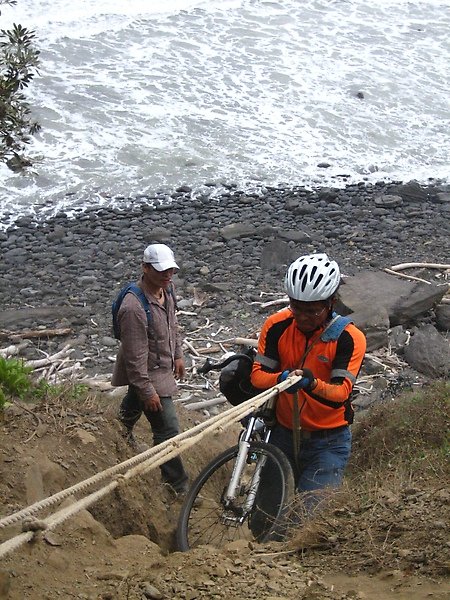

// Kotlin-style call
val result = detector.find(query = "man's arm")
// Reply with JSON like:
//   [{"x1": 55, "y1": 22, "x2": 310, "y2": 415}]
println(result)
[
  {"x1": 309, "y1": 327, "x2": 366, "y2": 405},
  {"x1": 251, "y1": 314, "x2": 288, "y2": 390},
  {"x1": 169, "y1": 285, "x2": 185, "y2": 380}
]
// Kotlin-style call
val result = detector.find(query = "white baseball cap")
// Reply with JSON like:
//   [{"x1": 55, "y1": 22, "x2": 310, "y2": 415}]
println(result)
[{"x1": 143, "y1": 243, "x2": 179, "y2": 272}]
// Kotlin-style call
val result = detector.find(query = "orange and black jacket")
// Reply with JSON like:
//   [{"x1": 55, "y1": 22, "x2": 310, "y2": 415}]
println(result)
[{"x1": 251, "y1": 308, "x2": 366, "y2": 431}]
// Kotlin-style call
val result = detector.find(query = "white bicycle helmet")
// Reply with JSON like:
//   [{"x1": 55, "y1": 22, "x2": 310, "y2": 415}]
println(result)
[{"x1": 285, "y1": 253, "x2": 340, "y2": 301}]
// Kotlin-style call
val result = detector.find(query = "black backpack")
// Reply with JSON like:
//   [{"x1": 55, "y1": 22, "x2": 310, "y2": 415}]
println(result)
[
  {"x1": 218, "y1": 347, "x2": 260, "y2": 406},
  {"x1": 112, "y1": 283, "x2": 150, "y2": 340},
  {"x1": 111, "y1": 283, "x2": 175, "y2": 340}
]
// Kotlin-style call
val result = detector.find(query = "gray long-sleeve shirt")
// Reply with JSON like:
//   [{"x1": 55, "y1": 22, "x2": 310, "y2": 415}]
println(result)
[{"x1": 111, "y1": 280, "x2": 183, "y2": 401}]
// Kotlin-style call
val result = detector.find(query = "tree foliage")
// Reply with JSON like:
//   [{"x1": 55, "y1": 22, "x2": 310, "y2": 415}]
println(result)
[{"x1": 0, "y1": 0, "x2": 40, "y2": 171}]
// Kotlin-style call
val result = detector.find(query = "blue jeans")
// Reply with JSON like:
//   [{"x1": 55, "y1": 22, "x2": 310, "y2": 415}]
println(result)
[
  {"x1": 119, "y1": 386, "x2": 188, "y2": 492},
  {"x1": 269, "y1": 423, "x2": 351, "y2": 513}
]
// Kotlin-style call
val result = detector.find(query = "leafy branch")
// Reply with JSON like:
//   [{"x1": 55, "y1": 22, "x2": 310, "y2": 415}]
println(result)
[{"x1": 0, "y1": 0, "x2": 41, "y2": 171}]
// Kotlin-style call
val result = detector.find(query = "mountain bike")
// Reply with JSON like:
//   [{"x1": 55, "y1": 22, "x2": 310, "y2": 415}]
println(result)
[{"x1": 176, "y1": 354, "x2": 295, "y2": 551}]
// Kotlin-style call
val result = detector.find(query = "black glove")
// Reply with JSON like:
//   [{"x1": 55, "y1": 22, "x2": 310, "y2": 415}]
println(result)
[{"x1": 278, "y1": 368, "x2": 315, "y2": 394}]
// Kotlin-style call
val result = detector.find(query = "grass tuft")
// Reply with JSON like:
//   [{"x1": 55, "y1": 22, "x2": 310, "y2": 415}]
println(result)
[
  {"x1": 0, "y1": 356, "x2": 33, "y2": 404},
  {"x1": 350, "y1": 381, "x2": 449, "y2": 475},
  {"x1": 285, "y1": 384, "x2": 450, "y2": 576}
]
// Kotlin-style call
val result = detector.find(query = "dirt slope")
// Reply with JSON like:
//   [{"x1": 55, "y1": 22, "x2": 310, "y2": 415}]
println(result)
[{"x1": 0, "y1": 387, "x2": 449, "y2": 600}]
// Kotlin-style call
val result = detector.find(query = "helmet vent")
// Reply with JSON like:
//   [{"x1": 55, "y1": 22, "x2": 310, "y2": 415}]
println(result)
[
  {"x1": 313, "y1": 273, "x2": 324, "y2": 289},
  {"x1": 298, "y1": 264, "x2": 307, "y2": 281}
]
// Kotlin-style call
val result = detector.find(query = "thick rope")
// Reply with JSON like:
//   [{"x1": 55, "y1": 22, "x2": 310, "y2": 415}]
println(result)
[
  {"x1": 0, "y1": 376, "x2": 297, "y2": 530},
  {"x1": 0, "y1": 376, "x2": 301, "y2": 558}
]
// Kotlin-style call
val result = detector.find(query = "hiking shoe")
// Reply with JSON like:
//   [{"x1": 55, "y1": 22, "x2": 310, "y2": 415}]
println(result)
[
  {"x1": 125, "y1": 431, "x2": 149, "y2": 454},
  {"x1": 173, "y1": 482, "x2": 190, "y2": 496},
  {"x1": 165, "y1": 481, "x2": 190, "y2": 499}
]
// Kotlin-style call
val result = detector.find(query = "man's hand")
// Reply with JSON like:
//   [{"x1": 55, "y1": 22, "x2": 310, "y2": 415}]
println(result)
[
  {"x1": 278, "y1": 368, "x2": 316, "y2": 393},
  {"x1": 174, "y1": 357, "x2": 186, "y2": 380},
  {"x1": 144, "y1": 393, "x2": 162, "y2": 412}
]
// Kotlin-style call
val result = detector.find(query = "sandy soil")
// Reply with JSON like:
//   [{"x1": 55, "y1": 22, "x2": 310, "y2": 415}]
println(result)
[{"x1": 0, "y1": 388, "x2": 448, "y2": 600}]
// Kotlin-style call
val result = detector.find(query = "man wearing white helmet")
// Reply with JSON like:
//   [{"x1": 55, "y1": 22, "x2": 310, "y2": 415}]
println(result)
[{"x1": 251, "y1": 253, "x2": 366, "y2": 511}]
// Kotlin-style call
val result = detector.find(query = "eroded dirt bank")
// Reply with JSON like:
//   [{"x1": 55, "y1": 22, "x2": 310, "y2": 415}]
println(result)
[{"x1": 1, "y1": 383, "x2": 449, "y2": 600}]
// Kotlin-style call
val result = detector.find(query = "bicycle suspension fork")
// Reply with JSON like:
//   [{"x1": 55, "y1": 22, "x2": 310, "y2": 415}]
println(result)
[{"x1": 223, "y1": 416, "x2": 272, "y2": 518}]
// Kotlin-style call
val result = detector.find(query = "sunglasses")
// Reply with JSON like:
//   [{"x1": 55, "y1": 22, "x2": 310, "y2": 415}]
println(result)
[{"x1": 289, "y1": 302, "x2": 328, "y2": 318}]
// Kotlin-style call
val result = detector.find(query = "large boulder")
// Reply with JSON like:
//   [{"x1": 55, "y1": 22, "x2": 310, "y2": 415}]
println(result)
[
  {"x1": 390, "y1": 181, "x2": 436, "y2": 203},
  {"x1": 220, "y1": 223, "x2": 256, "y2": 240},
  {"x1": 392, "y1": 284, "x2": 449, "y2": 326},
  {"x1": 345, "y1": 304, "x2": 390, "y2": 351},
  {"x1": 260, "y1": 240, "x2": 292, "y2": 271},
  {"x1": 435, "y1": 304, "x2": 450, "y2": 331},
  {"x1": 337, "y1": 271, "x2": 447, "y2": 327},
  {"x1": 403, "y1": 325, "x2": 450, "y2": 378}
]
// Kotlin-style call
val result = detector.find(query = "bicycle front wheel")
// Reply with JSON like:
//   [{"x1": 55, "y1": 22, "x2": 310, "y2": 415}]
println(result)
[{"x1": 176, "y1": 441, "x2": 294, "y2": 551}]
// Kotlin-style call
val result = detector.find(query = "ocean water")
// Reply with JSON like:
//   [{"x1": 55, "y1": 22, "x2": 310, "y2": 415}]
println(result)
[{"x1": 0, "y1": 0, "x2": 449, "y2": 225}]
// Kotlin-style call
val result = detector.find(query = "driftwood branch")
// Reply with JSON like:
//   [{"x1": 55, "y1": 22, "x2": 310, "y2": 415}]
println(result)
[
  {"x1": 183, "y1": 339, "x2": 201, "y2": 357},
  {"x1": 383, "y1": 269, "x2": 431, "y2": 285},
  {"x1": 0, "y1": 345, "x2": 19, "y2": 358},
  {"x1": 26, "y1": 346, "x2": 74, "y2": 369},
  {"x1": 0, "y1": 328, "x2": 72, "y2": 341},
  {"x1": 184, "y1": 397, "x2": 228, "y2": 411},
  {"x1": 250, "y1": 297, "x2": 288, "y2": 308},
  {"x1": 389, "y1": 262, "x2": 450, "y2": 271},
  {"x1": 232, "y1": 337, "x2": 258, "y2": 347}
]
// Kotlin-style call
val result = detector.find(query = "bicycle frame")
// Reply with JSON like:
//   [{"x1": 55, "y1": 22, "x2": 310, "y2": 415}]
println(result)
[{"x1": 221, "y1": 415, "x2": 272, "y2": 526}]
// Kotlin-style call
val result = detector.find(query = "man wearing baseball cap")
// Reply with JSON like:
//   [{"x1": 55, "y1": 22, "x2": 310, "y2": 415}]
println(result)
[{"x1": 112, "y1": 243, "x2": 189, "y2": 495}]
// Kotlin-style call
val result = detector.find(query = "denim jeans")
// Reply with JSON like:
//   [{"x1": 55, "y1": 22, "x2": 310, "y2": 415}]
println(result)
[
  {"x1": 119, "y1": 386, "x2": 188, "y2": 492},
  {"x1": 269, "y1": 423, "x2": 352, "y2": 514}
]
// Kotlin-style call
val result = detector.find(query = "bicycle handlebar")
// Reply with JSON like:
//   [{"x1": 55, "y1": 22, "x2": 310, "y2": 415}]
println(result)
[{"x1": 197, "y1": 353, "x2": 253, "y2": 375}]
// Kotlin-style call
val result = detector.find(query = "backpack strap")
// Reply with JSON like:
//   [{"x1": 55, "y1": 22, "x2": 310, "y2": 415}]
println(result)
[
  {"x1": 320, "y1": 312, "x2": 353, "y2": 342},
  {"x1": 167, "y1": 282, "x2": 176, "y2": 309},
  {"x1": 122, "y1": 284, "x2": 163, "y2": 365},
  {"x1": 124, "y1": 283, "x2": 153, "y2": 329}
]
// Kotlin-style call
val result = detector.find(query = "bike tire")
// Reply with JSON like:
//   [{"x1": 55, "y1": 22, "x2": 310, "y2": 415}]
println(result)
[{"x1": 176, "y1": 441, "x2": 295, "y2": 551}]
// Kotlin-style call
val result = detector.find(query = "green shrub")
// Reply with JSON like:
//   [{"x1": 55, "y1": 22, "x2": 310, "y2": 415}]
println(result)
[
  {"x1": 0, "y1": 386, "x2": 6, "y2": 410},
  {"x1": 0, "y1": 356, "x2": 33, "y2": 400},
  {"x1": 350, "y1": 381, "x2": 450, "y2": 472},
  {"x1": 30, "y1": 380, "x2": 89, "y2": 402}
]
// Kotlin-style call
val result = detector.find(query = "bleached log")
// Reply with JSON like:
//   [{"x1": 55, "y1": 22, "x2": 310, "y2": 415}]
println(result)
[
  {"x1": 0, "y1": 328, "x2": 72, "y2": 341},
  {"x1": 193, "y1": 288, "x2": 207, "y2": 307},
  {"x1": 0, "y1": 345, "x2": 19, "y2": 358},
  {"x1": 52, "y1": 363, "x2": 82, "y2": 377},
  {"x1": 232, "y1": 337, "x2": 258, "y2": 348},
  {"x1": 81, "y1": 378, "x2": 115, "y2": 391},
  {"x1": 261, "y1": 297, "x2": 288, "y2": 308},
  {"x1": 174, "y1": 394, "x2": 194, "y2": 403},
  {"x1": 177, "y1": 382, "x2": 211, "y2": 390},
  {"x1": 25, "y1": 345, "x2": 74, "y2": 368},
  {"x1": 188, "y1": 318, "x2": 212, "y2": 334},
  {"x1": 211, "y1": 326, "x2": 225, "y2": 337},
  {"x1": 45, "y1": 362, "x2": 58, "y2": 379},
  {"x1": 191, "y1": 345, "x2": 223, "y2": 354},
  {"x1": 384, "y1": 268, "x2": 431, "y2": 284},
  {"x1": 389, "y1": 262, "x2": 450, "y2": 271},
  {"x1": 55, "y1": 357, "x2": 72, "y2": 372},
  {"x1": 184, "y1": 397, "x2": 228, "y2": 410},
  {"x1": 183, "y1": 339, "x2": 201, "y2": 357}
]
